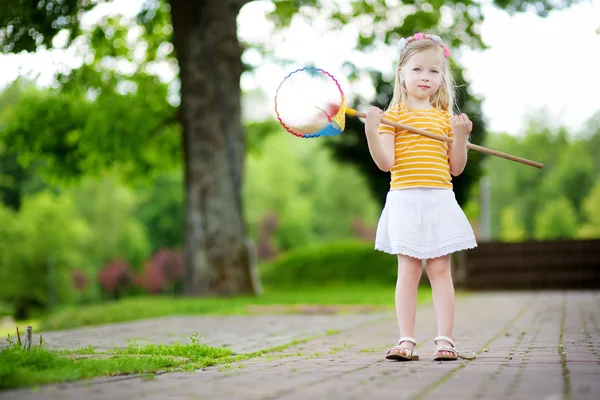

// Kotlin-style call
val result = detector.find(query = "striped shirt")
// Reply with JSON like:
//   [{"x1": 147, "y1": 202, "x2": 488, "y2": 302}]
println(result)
[{"x1": 379, "y1": 104, "x2": 453, "y2": 189}]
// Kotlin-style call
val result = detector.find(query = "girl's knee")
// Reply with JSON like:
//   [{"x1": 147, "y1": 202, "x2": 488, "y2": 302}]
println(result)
[
  {"x1": 425, "y1": 256, "x2": 451, "y2": 279},
  {"x1": 397, "y1": 255, "x2": 422, "y2": 278}
]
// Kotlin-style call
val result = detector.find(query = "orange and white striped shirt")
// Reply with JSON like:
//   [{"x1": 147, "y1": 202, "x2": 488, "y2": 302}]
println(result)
[{"x1": 379, "y1": 104, "x2": 453, "y2": 190}]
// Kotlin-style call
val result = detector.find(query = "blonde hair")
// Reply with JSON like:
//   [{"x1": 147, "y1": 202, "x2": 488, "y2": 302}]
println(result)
[{"x1": 388, "y1": 39, "x2": 456, "y2": 115}]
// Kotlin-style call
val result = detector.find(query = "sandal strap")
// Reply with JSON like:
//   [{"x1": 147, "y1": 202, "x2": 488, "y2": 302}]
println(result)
[
  {"x1": 434, "y1": 335, "x2": 455, "y2": 348},
  {"x1": 397, "y1": 336, "x2": 416, "y2": 346},
  {"x1": 389, "y1": 344, "x2": 417, "y2": 357},
  {"x1": 433, "y1": 346, "x2": 457, "y2": 356}
]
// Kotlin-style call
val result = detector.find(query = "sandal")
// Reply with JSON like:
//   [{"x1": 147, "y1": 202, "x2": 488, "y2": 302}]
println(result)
[
  {"x1": 385, "y1": 337, "x2": 419, "y2": 361},
  {"x1": 433, "y1": 335, "x2": 458, "y2": 361}
]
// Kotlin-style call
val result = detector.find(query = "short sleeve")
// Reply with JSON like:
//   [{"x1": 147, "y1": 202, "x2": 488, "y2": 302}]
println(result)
[
  {"x1": 378, "y1": 106, "x2": 398, "y2": 136},
  {"x1": 440, "y1": 110, "x2": 453, "y2": 138}
]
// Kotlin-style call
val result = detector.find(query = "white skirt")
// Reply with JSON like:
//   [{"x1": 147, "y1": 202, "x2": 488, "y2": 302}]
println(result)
[{"x1": 375, "y1": 188, "x2": 477, "y2": 259}]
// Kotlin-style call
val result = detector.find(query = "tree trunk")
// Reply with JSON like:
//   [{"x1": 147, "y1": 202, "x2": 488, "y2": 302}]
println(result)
[{"x1": 169, "y1": 0, "x2": 259, "y2": 296}]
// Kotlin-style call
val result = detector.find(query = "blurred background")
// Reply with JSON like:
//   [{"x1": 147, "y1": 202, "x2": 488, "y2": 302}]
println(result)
[{"x1": 0, "y1": 0, "x2": 599, "y2": 334}]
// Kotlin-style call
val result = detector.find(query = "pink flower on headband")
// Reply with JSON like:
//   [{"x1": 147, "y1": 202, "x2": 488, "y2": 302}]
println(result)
[{"x1": 399, "y1": 32, "x2": 451, "y2": 59}]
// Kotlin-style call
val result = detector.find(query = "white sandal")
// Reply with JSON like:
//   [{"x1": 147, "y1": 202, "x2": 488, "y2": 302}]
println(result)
[
  {"x1": 433, "y1": 335, "x2": 458, "y2": 361},
  {"x1": 385, "y1": 337, "x2": 419, "y2": 361}
]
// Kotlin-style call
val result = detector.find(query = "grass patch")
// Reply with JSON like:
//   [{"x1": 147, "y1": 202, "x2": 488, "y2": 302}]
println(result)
[
  {"x1": 33, "y1": 284, "x2": 431, "y2": 332},
  {"x1": 1, "y1": 328, "x2": 358, "y2": 389},
  {"x1": 359, "y1": 348, "x2": 379, "y2": 353},
  {"x1": 0, "y1": 333, "x2": 235, "y2": 390},
  {"x1": 1, "y1": 332, "x2": 333, "y2": 390}
]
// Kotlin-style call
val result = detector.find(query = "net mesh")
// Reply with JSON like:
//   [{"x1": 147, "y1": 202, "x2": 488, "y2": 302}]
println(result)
[{"x1": 274, "y1": 67, "x2": 346, "y2": 138}]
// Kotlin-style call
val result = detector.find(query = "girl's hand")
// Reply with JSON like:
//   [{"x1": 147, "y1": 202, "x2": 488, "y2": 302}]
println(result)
[
  {"x1": 365, "y1": 106, "x2": 385, "y2": 133},
  {"x1": 451, "y1": 113, "x2": 473, "y2": 141}
]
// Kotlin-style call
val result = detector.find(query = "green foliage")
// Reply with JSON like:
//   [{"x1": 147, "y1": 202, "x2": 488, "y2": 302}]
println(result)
[
  {"x1": 0, "y1": 149, "x2": 46, "y2": 211},
  {"x1": 0, "y1": 6, "x2": 180, "y2": 184},
  {"x1": 244, "y1": 130, "x2": 380, "y2": 250},
  {"x1": 0, "y1": 0, "x2": 101, "y2": 52},
  {"x1": 578, "y1": 182, "x2": 600, "y2": 239},
  {"x1": 0, "y1": 192, "x2": 92, "y2": 318},
  {"x1": 534, "y1": 197, "x2": 578, "y2": 240},
  {"x1": 485, "y1": 112, "x2": 600, "y2": 241},
  {"x1": 499, "y1": 206, "x2": 526, "y2": 242},
  {"x1": 135, "y1": 170, "x2": 185, "y2": 251},
  {"x1": 0, "y1": 80, "x2": 50, "y2": 210},
  {"x1": 0, "y1": 174, "x2": 155, "y2": 317},
  {"x1": 540, "y1": 140, "x2": 594, "y2": 213},
  {"x1": 267, "y1": 0, "x2": 579, "y2": 55},
  {"x1": 0, "y1": 80, "x2": 180, "y2": 184},
  {"x1": 260, "y1": 240, "x2": 399, "y2": 288},
  {"x1": 581, "y1": 111, "x2": 600, "y2": 176},
  {"x1": 66, "y1": 176, "x2": 152, "y2": 269}
]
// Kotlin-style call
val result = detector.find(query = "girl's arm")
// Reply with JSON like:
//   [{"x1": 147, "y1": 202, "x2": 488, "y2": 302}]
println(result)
[
  {"x1": 364, "y1": 106, "x2": 395, "y2": 172},
  {"x1": 448, "y1": 113, "x2": 472, "y2": 176}
]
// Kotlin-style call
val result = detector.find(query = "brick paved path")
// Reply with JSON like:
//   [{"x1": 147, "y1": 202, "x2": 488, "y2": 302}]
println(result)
[{"x1": 1, "y1": 291, "x2": 599, "y2": 400}]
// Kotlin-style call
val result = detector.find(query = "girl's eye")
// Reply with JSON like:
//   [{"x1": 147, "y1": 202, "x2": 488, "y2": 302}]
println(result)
[
  {"x1": 413, "y1": 68, "x2": 421, "y2": 72},
  {"x1": 431, "y1": 70, "x2": 439, "y2": 74}
]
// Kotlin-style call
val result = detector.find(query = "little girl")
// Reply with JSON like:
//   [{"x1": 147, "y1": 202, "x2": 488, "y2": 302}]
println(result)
[{"x1": 364, "y1": 33, "x2": 477, "y2": 361}]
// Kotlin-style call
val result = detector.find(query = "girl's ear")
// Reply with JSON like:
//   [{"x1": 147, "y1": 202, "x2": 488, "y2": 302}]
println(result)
[{"x1": 398, "y1": 67, "x2": 406, "y2": 89}]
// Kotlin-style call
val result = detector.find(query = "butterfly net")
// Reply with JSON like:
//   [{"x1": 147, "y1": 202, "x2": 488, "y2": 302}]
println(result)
[{"x1": 274, "y1": 67, "x2": 347, "y2": 138}]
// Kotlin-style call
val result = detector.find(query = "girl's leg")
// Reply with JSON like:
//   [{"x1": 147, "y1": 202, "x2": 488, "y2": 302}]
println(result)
[
  {"x1": 425, "y1": 254, "x2": 455, "y2": 357},
  {"x1": 392, "y1": 254, "x2": 423, "y2": 355}
]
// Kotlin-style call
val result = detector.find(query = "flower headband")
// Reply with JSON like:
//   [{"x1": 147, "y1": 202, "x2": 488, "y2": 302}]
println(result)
[{"x1": 397, "y1": 33, "x2": 451, "y2": 59}]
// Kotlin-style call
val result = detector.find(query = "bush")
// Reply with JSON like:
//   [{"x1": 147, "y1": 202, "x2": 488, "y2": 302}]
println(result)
[
  {"x1": 137, "y1": 249, "x2": 184, "y2": 295},
  {"x1": 259, "y1": 240, "x2": 399, "y2": 288},
  {"x1": 0, "y1": 193, "x2": 91, "y2": 319}
]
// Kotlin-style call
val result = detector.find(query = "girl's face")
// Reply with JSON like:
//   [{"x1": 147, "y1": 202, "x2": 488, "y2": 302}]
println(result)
[{"x1": 399, "y1": 48, "x2": 444, "y2": 103}]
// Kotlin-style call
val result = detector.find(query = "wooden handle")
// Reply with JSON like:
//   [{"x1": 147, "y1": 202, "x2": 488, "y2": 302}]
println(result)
[{"x1": 350, "y1": 109, "x2": 544, "y2": 169}]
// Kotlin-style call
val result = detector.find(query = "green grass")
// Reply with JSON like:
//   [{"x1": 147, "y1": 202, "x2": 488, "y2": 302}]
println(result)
[
  {"x1": 36, "y1": 284, "x2": 431, "y2": 332},
  {"x1": 0, "y1": 333, "x2": 233, "y2": 389},
  {"x1": 0, "y1": 332, "x2": 313, "y2": 390},
  {"x1": 1, "y1": 329, "x2": 352, "y2": 389}
]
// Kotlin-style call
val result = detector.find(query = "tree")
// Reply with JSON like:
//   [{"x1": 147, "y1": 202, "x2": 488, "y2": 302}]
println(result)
[
  {"x1": 485, "y1": 122, "x2": 569, "y2": 239},
  {"x1": 0, "y1": 0, "x2": 581, "y2": 296},
  {"x1": 1, "y1": 0, "x2": 257, "y2": 297},
  {"x1": 0, "y1": 81, "x2": 48, "y2": 210},
  {"x1": 534, "y1": 197, "x2": 578, "y2": 240},
  {"x1": 482, "y1": 107, "x2": 600, "y2": 242}
]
